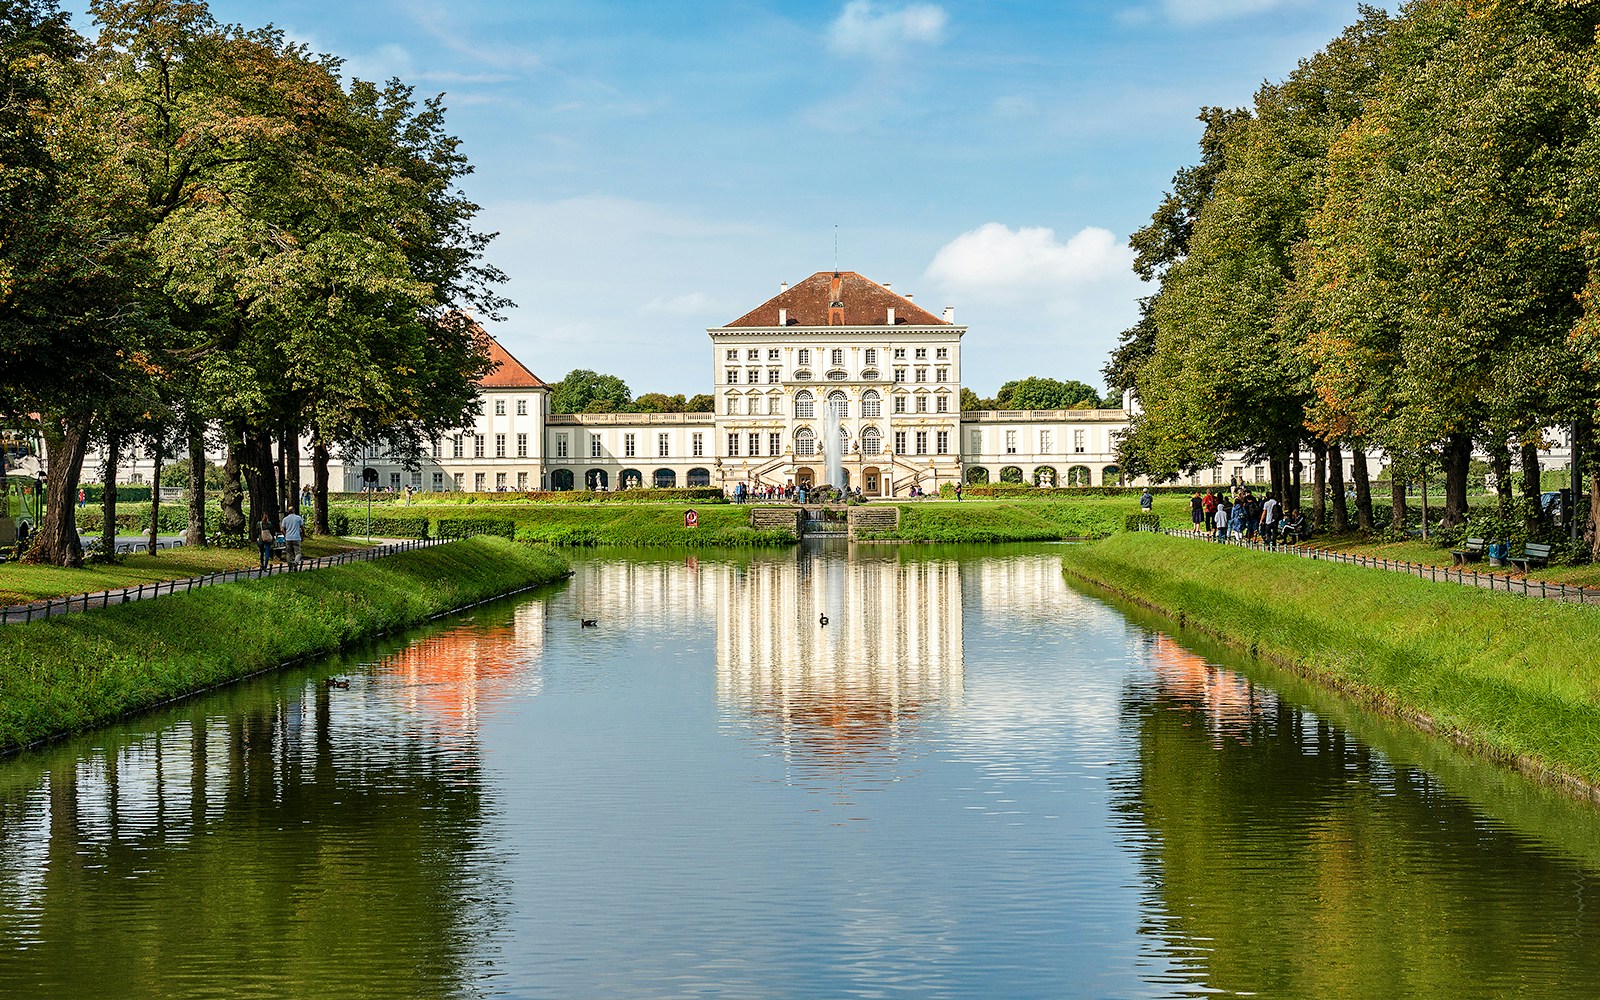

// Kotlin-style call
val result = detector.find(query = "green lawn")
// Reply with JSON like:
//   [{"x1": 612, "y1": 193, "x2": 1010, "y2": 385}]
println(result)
[{"x1": 0, "y1": 537, "x2": 376, "y2": 606}]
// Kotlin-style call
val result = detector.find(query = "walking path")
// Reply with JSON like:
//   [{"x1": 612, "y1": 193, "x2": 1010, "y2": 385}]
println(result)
[
  {"x1": 1161, "y1": 528, "x2": 1600, "y2": 605},
  {"x1": 0, "y1": 537, "x2": 448, "y2": 624}
]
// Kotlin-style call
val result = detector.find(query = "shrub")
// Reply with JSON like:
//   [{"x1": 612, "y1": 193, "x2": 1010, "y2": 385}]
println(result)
[
  {"x1": 330, "y1": 512, "x2": 351, "y2": 535},
  {"x1": 345, "y1": 514, "x2": 430, "y2": 538},
  {"x1": 434, "y1": 516, "x2": 515, "y2": 540}
]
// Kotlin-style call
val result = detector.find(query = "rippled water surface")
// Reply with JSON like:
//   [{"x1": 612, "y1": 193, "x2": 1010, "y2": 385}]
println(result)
[{"x1": 4, "y1": 543, "x2": 1600, "y2": 999}]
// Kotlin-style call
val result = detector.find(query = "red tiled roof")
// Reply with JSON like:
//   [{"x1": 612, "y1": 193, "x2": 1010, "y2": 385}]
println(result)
[
  {"x1": 479, "y1": 335, "x2": 547, "y2": 390},
  {"x1": 724, "y1": 271, "x2": 949, "y2": 328}
]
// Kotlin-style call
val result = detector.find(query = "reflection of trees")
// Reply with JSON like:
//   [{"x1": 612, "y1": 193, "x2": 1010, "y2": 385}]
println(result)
[
  {"x1": 0, "y1": 617, "x2": 533, "y2": 999},
  {"x1": 1120, "y1": 637, "x2": 1600, "y2": 998}
]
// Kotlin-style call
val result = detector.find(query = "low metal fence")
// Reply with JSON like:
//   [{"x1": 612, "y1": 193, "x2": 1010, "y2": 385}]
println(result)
[
  {"x1": 1163, "y1": 529, "x2": 1599, "y2": 604},
  {"x1": 2, "y1": 537, "x2": 453, "y2": 624}
]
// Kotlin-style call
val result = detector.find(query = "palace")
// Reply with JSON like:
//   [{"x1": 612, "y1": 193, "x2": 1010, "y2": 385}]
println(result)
[{"x1": 329, "y1": 270, "x2": 1134, "y2": 497}]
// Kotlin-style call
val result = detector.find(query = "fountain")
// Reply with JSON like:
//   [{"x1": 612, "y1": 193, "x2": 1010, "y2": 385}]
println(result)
[{"x1": 823, "y1": 399, "x2": 843, "y2": 492}]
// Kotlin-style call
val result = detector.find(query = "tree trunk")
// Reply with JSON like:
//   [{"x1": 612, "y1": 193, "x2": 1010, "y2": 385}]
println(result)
[
  {"x1": 27, "y1": 417, "x2": 90, "y2": 566},
  {"x1": 1443, "y1": 432, "x2": 1471, "y2": 529},
  {"x1": 1520, "y1": 440, "x2": 1543, "y2": 536},
  {"x1": 312, "y1": 438, "x2": 331, "y2": 535},
  {"x1": 1291, "y1": 451, "x2": 1302, "y2": 512},
  {"x1": 1589, "y1": 470, "x2": 1600, "y2": 562},
  {"x1": 1488, "y1": 437, "x2": 1512, "y2": 518},
  {"x1": 146, "y1": 435, "x2": 163, "y2": 555},
  {"x1": 1390, "y1": 457, "x2": 1408, "y2": 535},
  {"x1": 1329, "y1": 442, "x2": 1349, "y2": 533},
  {"x1": 1312, "y1": 440, "x2": 1327, "y2": 531},
  {"x1": 186, "y1": 418, "x2": 207, "y2": 546},
  {"x1": 1351, "y1": 447, "x2": 1374, "y2": 532},
  {"x1": 283, "y1": 426, "x2": 301, "y2": 513},
  {"x1": 100, "y1": 429, "x2": 120, "y2": 558},
  {"x1": 221, "y1": 431, "x2": 246, "y2": 537},
  {"x1": 239, "y1": 428, "x2": 279, "y2": 533}
]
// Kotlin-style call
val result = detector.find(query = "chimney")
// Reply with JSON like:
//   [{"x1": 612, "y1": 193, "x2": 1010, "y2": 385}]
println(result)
[
  {"x1": 780, "y1": 281, "x2": 788, "y2": 292},
  {"x1": 905, "y1": 293, "x2": 914, "y2": 302},
  {"x1": 943, "y1": 306, "x2": 955, "y2": 323},
  {"x1": 883, "y1": 282, "x2": 892, "y2": 290},
  {"x1": 887, "y1": 307, "x2": 895, "y2": 324},
  {"x1": 778, "y1": 308, "x2": 787, "y2": 326}
]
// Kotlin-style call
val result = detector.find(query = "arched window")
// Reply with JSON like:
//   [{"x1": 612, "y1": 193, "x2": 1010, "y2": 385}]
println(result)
[
  {"x1": 999, "y1": 466, "x2": 1024, "y2": 483},
  {"x1": 862, "y1": 390, "x2": 881, "y2": 417},
  {"x1": 966, "y1": 466, "x2": 989, "y2": 485},
  {"x1": 1102, "y1": 465, "x2": 1123, "y2": 486},
  {"x1": 653, "y1": 468, "x2": 677, "y2": 488},
  {"x1": 586, "y1": 469, "x2": 609, "y2": 490},
  {"x1": 795, "y1": 390, "x2": 814, "y2": 419},
  {"x1": 827, "y1": 390, "x2": 849, "y2": 418},
  {"x1": 861, "y1": 427, "x2": 882, "y2": 456},
  {"x1": 620, "y1": 469, "x2": 643, "y2": 489},
  {"x1": 1034, "y1": 465, "x2": 1059, "y2": 487},
  {"x1": 1067, "y1": 465, "x2": 1093, "y2": 486},
  {"x1": 550, "y1": 469, "x2": 574, "y2": 491},
  {"x1": 687, "y1": 467, "x2": 711, "y2": 487},
  {"x1": 795, "y1": 428, "x2": 816, "y2": 456}
]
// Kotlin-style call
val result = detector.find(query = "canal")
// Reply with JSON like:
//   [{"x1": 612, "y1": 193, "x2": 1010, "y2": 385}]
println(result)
[{"x1": 2, "y1": 542, "x2": 1599, "y2": 998}]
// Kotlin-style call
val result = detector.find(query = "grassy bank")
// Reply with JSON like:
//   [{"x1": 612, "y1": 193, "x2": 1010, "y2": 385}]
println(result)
[
  {"x1": 331, "y1": 502, "x2": 796, "y2": 547},
  {"x1": 0, "y1": 537, "x2": 376, "y2": 605},
  {"x1": 859, "y1": 499, "x2": 1128, "y2": 542},
  {"x1": 0, "y1": 537, "x2": 570, "y2": 753},
  {"x1": 1060, "y1": 532, "x2": 1600, "y2": 791}
]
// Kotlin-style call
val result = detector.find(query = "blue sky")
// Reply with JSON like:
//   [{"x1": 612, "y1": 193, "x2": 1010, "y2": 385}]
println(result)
[{"x1": 67, "y1": 0, "x2": 1380, "y2": 397}]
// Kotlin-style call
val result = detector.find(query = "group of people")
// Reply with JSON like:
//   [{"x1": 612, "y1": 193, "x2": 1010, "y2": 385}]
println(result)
[
  {"x1": 731, "y1": 482, "x2": 868, "y2": 503},
  {"x1": 1190, "y1": 488, "x2": 1307, "y2": 545},
  {"x1": 255, "y1": 508, "x2": 305, "y2": 572}
]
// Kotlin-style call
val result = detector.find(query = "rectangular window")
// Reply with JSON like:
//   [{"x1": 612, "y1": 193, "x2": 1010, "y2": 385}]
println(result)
[
  {"x1": 1041, "y1": 430, "x2": 1053, "y2": 452},
  {"x1": 692, "y1": 432, "x2": 704, "y2": 457},
  {"x1": 936, "y1": 431, "x2": 949, "y2": 454},
  {"x1": 516, "y1": 398, "x2": 527, "y2": 416},
  {"x1": 970, "y1": 430, "x2": 981, "y2": 453},
  {"x1": 727, "y1": 433, "x2": 740, "y2": 457},
  {"x1": 591, "y1": 435, "x2": 602, "y2": 458},
  {"x1": 430, "y1": 438, "x2": 440, "y2": 459},
  {"x1": 452, "y1": 435, "x2": 463, "y2": 459},
  {"x1": 915, "y1": 395, "x2": 928, "y2": 413},
  {"x1": 915, "y1": 368, "x2": 927, "y2": 382},
  {"x1": 1074, "y1": 429, "x2": 1085, "y2": 453},
  {"x1": 894, "y1": 431, "x2": 907, "y2": 454},
  {"x1": 726, "y1": 349, "x2": 738, "y2": 360},
  {"x1": 894, "y1": 395, "x2": 907, "y2": 414},
  {"x1": 495, "y1": 472, "x2": 506, "y2": 490},
  {"x1": 658, "y1": 433, "x2": 670, "y2": 458},
  {"x1": 936, "y1": 368, "x2": 948, "y2": 382},
  {"x1": 915, "y1": 431, "x2": 929, "y2": 455},
  {"x1": 514, "y1": 432, "x2": 526, "y2": 458},
  {"x1": 768, "y1": 396, "x2": 781, "y2": 415},
  {"x1": 936, "y1": 347, "x2": 948, "y2": 359},
  {"x1": 432, "y1": 472, "x2": 444, "y2": 490},
  {"x1": 796, "y1": 395, "x2": 814, "y2": 418},
  {"x1": 936, "y1": 395, "x2": 949, "y2": 413},
  {"x1": 1005, "y1": 430, "x2": 1017, "y2": 454},
  {"x1": 769, "y1": 432, "x2": 781, "y2": 456},
  {"x1": 830, "y1": 348, "x2": 844, "y2": 365},
  {"x1": 768, "y1": 369, "x2": 780, "y2": 383},
  {"x1": 517, "y1": 472, "x2": 528, "y2": 490},
  {"x1": 495, "y1": 399, "x2": 506, "y2": 416},
  {"x1": 748, "y1": 368, "x2": 760, "y2": 384},
  {"x1": 1255, "y1": 465, "x2": 1265, "y2": 482},
  {"x1": 747, "y1": 348, "x2": 760, "y2": 360},
  {"x1": 893, "y1": 348, "x2": 906, "y2": 359},
  {"x1": 894, "y1": 369, "x2": 907, "y2": 383},
  {"x1": 454, "y1": 473, "x2": 464, "y2": 491},
  {"x1": 865, "y1": 348, "x2": 877, "y2": 364},
  {"x1": 555, "y1": 433, "x2": 567, "y2": 458},
  {"x1": 915, "y1": 348, "x2": 927, "y2": 359},
  {"x1": 798, "y1": 348, "x2": 810, "y2": 365},
  {"x1": 727, "y1": 369, "x2": 739, "y2": 384},
  {"x1": 768, "y1": 348, "x2": 779, "y2": 360},
  {"x1": 863, "y1": 395, "x2": 881, "y2": 417},
  {"x1": 624, "y1": 434, "x2": 636, "y2": 458},
  {"x1": 748, "y1": 432, "x2": 760, "y2": 457},
  {"x1": 411, "y1": 471, "x2": 422, "y2": 488},
  {"x1": 495, "y1": 434, "x2": 506, "y2": 458},
  {"x1": 474, "y1": 434, "x2": 485, "y2": 458},
  {"x1": 474, "y1": 472, "x2": 485, "y2": 491}
]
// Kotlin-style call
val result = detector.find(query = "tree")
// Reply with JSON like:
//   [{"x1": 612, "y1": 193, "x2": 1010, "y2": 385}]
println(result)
[
  {"x1": 685, "y1": 393, "x2": 714, "y2": 412},
  {"x1": 994, "y1": 377, "x2": 1104, "y2": 411},
  {"x1": 549, "y1": 370, "x2": 630, "y2": 414}
]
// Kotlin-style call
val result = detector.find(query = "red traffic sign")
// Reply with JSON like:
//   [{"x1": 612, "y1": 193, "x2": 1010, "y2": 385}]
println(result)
[{"x1": 685, "y1": 509, "x2": 699, "y2": 528}]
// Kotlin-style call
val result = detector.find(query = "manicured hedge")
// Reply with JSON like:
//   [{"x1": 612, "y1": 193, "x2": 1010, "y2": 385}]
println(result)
[{"x1": 434, "y1": 516, "x2": 515, "y2": 539}]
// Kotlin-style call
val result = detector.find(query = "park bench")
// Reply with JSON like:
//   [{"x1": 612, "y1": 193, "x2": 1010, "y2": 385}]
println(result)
[
  {"x1": 1451, "y1": 537, "x2": 1486, "y2": 566},
  {"x1": 1510, "y1": 542, "x2": 1553, "y2": 574}
]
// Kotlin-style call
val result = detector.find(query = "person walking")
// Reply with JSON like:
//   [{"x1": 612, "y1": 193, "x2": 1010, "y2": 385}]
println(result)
[
  {"x1": 1227, "y1": 496, "x2": 1247, "y2": 542},
  {"x1": 1214, "y1": 498, "x2": 1230, "y2": 543},
  {"x1": 281, "y1": 507, "x2": 305, "y2": 569},
  {"x1": 1139, "y1": 488, "x2": 1154, "y2": 513},
  {"x1": 1260, "y1": 493, "x2": 1280, "y2": 545},
  {"x1": 256, "y1": 514, "x2": 276, "y2": 572}
]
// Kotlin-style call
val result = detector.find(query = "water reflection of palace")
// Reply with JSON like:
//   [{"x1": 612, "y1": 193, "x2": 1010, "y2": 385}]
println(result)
[{"x1": 716, "y1": 550, "x2": 964, "y2": 747}]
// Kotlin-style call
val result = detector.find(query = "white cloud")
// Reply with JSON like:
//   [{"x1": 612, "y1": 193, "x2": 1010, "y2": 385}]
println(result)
[
  {"x1": 924, "y1": 224, "x2": 1132, "y2": 300},
  {"x1": 1149, "y1": 0, "x2": 1310, "y2": 26},
  {"x1": 827, "y1": 1, "x2": 947, "y2": 59}
]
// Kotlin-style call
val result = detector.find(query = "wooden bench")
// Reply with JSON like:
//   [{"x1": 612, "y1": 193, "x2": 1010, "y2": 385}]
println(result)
[
  {"x1": 1510, "y1": 542, "x2": 1553, "y2": 573},
  {"x1": 1451, "y1": 537, "x2": 1486, "y2": 566}
]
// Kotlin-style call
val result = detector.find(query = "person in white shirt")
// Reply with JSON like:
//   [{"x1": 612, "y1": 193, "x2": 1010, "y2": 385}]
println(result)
[{"x1": 281, "y1": 509, "x2": 305, "y2": 568}]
